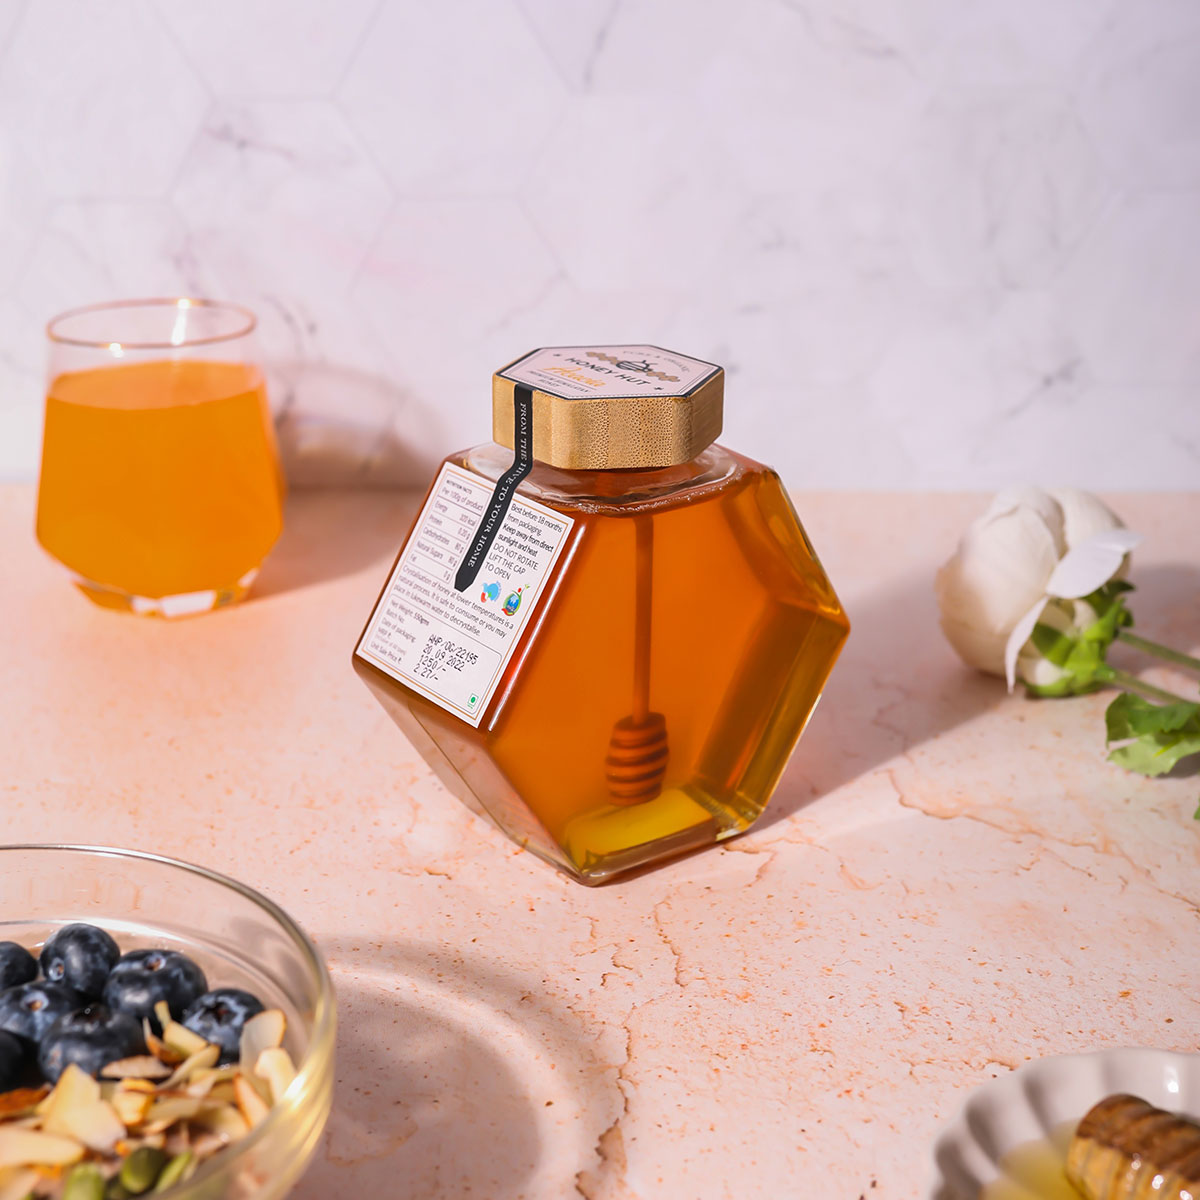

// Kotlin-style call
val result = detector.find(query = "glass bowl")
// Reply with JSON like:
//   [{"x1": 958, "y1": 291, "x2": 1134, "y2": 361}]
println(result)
[{"x1": 0, "y1": 845, "x2": 336, "y2": 1200}]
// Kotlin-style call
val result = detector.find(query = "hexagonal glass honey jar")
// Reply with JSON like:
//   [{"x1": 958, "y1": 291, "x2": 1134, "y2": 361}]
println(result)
[{"x1": 353, "y1": 346, "x2": 849, "y2": 884}]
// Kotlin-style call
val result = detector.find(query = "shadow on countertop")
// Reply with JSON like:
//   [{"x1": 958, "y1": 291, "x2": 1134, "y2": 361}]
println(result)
[
  {"x1": 761, "y1": 560, "x2": 1200, "y2": 831},
  {"x1": 293, "y1": 939, "x2": 617, "y2": 1200},
  {"x1": 1113, "y1": 563, "x2": 1200, "y2": 655},
  {"x1": 250, "y1": 360, "x2": 438, "y2": 600},
  {"x1": 760, "y1": 568, "x2": 1002, "y2": 830},
  {"x1": 251, "y1": 488, "x2": 420, "y2": 602}
]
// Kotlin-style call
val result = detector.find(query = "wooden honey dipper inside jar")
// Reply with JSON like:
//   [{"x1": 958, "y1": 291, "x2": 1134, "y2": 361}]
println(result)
[{"x1": 353, "y1": 345, "x2": 850, "y2": 884}]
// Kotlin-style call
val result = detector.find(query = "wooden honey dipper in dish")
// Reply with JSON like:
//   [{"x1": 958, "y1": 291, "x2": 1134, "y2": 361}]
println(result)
[
  {"x1": 606, "y1": 515, "x2": 668, "y2": 805},
  {"x1": 1066, "y1": 1093, "x2": 1200, "y2": 1199}
]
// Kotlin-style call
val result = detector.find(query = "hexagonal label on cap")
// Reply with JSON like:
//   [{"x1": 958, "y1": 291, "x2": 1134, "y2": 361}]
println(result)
[{"x1": 499, "y1": 345, "x2": 720, "y2": 400}]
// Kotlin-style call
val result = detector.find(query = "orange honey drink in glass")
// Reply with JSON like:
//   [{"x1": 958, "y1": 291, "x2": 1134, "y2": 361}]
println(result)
[{"x1": 38, "y1": 299, "x2": 284, "y2": 616}]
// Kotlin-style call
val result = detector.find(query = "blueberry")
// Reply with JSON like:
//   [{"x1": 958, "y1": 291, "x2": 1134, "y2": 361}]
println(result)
[
  {"x1": 103, "y1": 949, "x2": 207, "y2": 1031},
  {"x1": 182, "y1": 988, "x2": 264, "y2": 1063},
  {"x1": 40, "y1": 924, "x2": 120, "y2": 999},
  {"x1": 38, "y1": 1004, "x2": 145, "y2": 1083},
  {"x1": 0, "y1": 1029, "x2": 25, "y2": 1091},
  {"x1": 0, "y1": 943, "x2": 38, "y2": 991},
  {"x1": 0, "y1": 981, "x2": 83, "y2": 1045}
]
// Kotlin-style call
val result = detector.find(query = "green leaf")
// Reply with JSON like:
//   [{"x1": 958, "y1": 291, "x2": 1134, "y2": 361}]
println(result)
[
  {"x1": 1125, "y1": 700, "x2": 1200, "y2": 735},
  {"x1": 1107, "y1": 692, "x2": 1142, "y2": 740},
  {"x1": 1106, "y1": 692, "x2": 1200, "y2": 741},
  {"x1": 1105, "y1": 691, "x2": 1200, "y2": 782},
  {"x1": 1107, "y1": 731, "x2": 1200, "y2": 777}
]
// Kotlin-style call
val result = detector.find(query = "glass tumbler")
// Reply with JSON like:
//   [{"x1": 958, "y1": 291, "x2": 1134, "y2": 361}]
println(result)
[{"x1": 37, "y1": 299, "x2": 285, "y2": 616}]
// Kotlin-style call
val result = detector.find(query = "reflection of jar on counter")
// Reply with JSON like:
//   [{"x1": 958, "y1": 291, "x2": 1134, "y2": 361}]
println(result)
[{"x1": 353, "y1": 345, "x2": 849, "y2": 884}]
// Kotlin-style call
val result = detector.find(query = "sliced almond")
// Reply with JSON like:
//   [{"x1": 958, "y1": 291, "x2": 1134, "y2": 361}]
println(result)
[
  {"x1": 161, "y1": 1044, "x2": 220, "y2": 1091},
  {"x1": 41, "y1": 1063, "x2": 100, "y2": 1130},
  {"x1": 118, "y1": 1079, "x2": 157, "y2": 1096},
  {"x1": 192, "y1": 1103, "x2": 249, "y2": 1142},
  {"x1": 253, "y1": 1047, "x2": 297, "y2": 1105},
  {"x1": 41, "y1": 1065, "x2": 111, "y2": 1147},
  {"x1": 140, "y1": 1096, "x2": 207, "y2": 1135},
  {"x1": 161, "y1": 1021, "x2": 208, "y2": 1061},
  {"x1": 238, "y1": 1009, "x2": 285, "y2": 1070},
  {"x1": 47, "y1": 1096, "x2": 124, "y2": 1156},
  {"x1": 232, "y1": 1077, "x2": 270, "y2": 1130},
  {"x1": 182, "y1": 1075, "x2": 217, "y2": 1102},
  {"x1": 110, "y1": 1087, "x2": 153, "y2": 1129},
  {"x1": 0, "y1": 1167, "x2": 39, "y2": 1200},
  {"x1": 241, "y1": 1070, "x2": 271, "y2": 1107},
  {"x1": 72, "y1": 1101, "x2": 125, "y2": 1155},
  {"x1": 100, "y1": 1055, "x2": 172, "y2": 1082},
  {"x1": 0, "y1": 1089, "x2": 48, "y2": 1121},
  {"x1": 0, "y1": 1127, "x2": 84, "y2": 1169},
  {"x1": 201, "y1": 1081, "x2": 237, "y2": 1107},
  {"x1": 153, "y1": 1001, "x2": 172, "y2": 1032},
  {"x1": 144, "y1": 1023, "x2": 184, "y2": 1066},
  {"x1": 183, "y1": 1066, "x2": 237, "y2": 1099},
  {"x1": 185, "y1": 1064, "x2": 236, "y2": 1085}
]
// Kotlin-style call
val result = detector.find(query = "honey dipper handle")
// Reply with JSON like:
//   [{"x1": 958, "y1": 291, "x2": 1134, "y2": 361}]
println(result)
[{"x1": 633, "y1": 515, "x2": 653, "y2": 723}]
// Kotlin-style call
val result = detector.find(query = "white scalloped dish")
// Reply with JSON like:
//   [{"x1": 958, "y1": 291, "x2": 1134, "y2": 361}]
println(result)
[{"x1": 926, "y1": 1048, "x2": 1200, "y2": 1199}]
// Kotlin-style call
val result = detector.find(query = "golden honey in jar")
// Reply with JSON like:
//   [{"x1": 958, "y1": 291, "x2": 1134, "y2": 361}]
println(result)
[{"x1": 353, "y1": 345, "x2": 849, "y2": 884}]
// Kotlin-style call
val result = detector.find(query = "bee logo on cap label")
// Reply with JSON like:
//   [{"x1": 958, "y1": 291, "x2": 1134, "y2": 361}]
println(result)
[{"x1": 584, "y1": 351, "x2": 681, "y2": 383}]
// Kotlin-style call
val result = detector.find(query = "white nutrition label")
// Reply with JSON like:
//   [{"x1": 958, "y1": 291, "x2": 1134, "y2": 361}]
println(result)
[{"x1": 354, "y1": 463, "x2": 574, "y2": 727}]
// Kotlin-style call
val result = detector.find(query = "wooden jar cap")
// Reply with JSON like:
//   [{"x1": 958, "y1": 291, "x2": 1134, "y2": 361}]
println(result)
[{"x1": 492, "y1": 345, "x2": 724, "y2": 470}]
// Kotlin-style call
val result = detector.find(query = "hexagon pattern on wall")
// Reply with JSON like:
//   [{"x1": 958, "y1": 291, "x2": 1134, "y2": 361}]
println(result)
[
  {"x1": 0, "y1": 1, "x2": 208, "y2": 198},
  {"x1": 0, "y1": 0, "x2": 1196, "y2": 486}
]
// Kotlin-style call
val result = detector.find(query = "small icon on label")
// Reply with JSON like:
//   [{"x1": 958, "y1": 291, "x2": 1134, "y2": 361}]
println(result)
[
  {"x1": 479, "y1": 582, "x2": 500, "y2": 603},
  {"x1": 468, "y1": 694, "x2": 478, "y2": 707},
  {"x1": 501, "y1": 587, "x2": 524, "y2": 617}
]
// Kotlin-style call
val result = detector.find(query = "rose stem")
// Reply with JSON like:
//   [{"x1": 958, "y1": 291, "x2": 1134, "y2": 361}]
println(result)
[
  {"x1": 1116, "y1": 630, "x2": 1200, "y2": 676},
  {"x1": 1109, "y1": 669, "x2": 1194, "y2": 706}
]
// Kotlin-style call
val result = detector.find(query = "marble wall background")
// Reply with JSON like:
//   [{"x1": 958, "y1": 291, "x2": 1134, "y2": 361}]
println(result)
[{"x1": 0, "y1": 0, "x2": 1197, "y2": 488}]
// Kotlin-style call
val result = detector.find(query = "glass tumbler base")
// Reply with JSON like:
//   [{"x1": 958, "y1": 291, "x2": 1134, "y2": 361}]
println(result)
[{"x1": 71, "y1": 567, "x2": 260, "y2": 617}]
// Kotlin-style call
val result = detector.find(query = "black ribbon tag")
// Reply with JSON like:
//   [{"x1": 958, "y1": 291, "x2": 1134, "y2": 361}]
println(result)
[{"x1": 454, "y1": 384, "x2": 533, "y2": 592}]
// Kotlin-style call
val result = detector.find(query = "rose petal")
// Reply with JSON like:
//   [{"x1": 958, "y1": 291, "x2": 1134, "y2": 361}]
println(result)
[
  {"x1": 936, "y1": 496, "x2": 1064, "y2": 636},
  {"x1": 1017, "y1": 650, "x2": 1069, "y2": 688},
  {"x1": 1045, "y1": 529, "x2": 1142, "y2": 598},
  {"x1": 938, "y1": 614, "x2": 1010, "y2": 677},
  {"x1": 981, "y1": 487, "x2": 1066, "y2": 550},
  {"x1": 1005, "y1": 598, "x2": 1049, "y2": 692},
  {"x1": 1046, "y1": 488, "x2": 1124, "y2": 548}
]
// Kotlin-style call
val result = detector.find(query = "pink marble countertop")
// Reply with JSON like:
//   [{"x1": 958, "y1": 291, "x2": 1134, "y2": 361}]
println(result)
[{"x1": 3, "y1": 486, "x2": 1198, "y2": 1199}]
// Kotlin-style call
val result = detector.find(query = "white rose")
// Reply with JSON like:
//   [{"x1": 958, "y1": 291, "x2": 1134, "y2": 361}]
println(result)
[
  {"x1": 935, "y1": 487, "x2": 1137, "y2": 684},
  {"x1": 1049, "y1": 487, "x2": 1126, "y2": 548}
]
